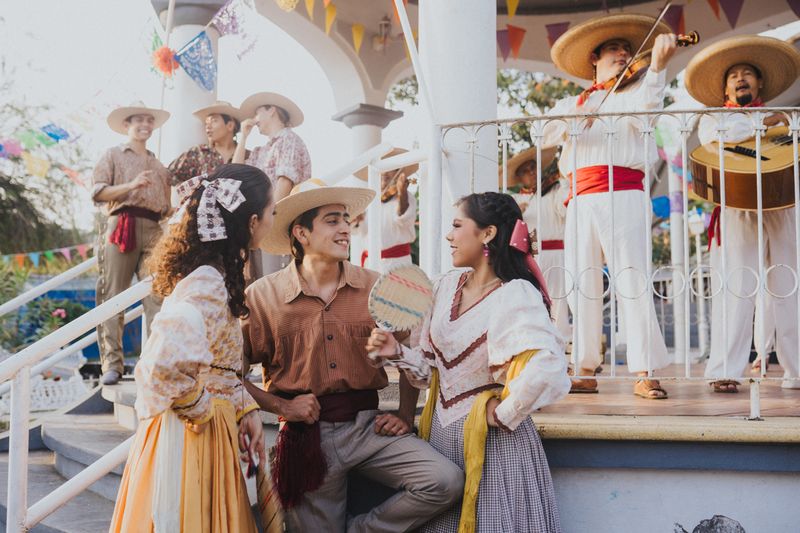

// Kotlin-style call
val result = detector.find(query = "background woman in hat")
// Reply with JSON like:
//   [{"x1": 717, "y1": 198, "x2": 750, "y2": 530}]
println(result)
[
  {"x1": 686, "y1": 35, "x2": 800, "y2": 393},
  {"x1": 110, "y1": 164, "x2": 274, "y2": 532},
  {"x1": 543, "y1": 14, "x2": 677, "y2": 398},
  {"x1": 92, "y1": 102, "x2": 171, "y2": 386},
  {"x1": 352, "y1": 148, "x2": 420, "y2": 273},
  {"x1": 234, "y1": 91, "x2": 312, "y2": 280},
  {"x1": 368, "y1": 191, "x2": 570, "y2": 532},
  {"x1": 168, "y1": 101, "x2": 248, "y2": 184},
  {"x1": 503, "y1": 145, "x2": 571, "y2": 339}
]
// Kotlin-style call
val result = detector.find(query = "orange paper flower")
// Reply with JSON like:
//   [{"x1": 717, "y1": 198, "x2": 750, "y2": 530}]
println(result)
[{"x1": 153, "y1": 45, "x2": 179, "y2": 77}]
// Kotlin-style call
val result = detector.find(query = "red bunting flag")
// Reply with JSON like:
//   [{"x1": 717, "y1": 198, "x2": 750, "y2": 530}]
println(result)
[
  {"x1": 545, "y1": 22, "x2": 570, "y2": 48},
  {"x1": 497, "y1": 29, "x2": 511, "y2": 62},
  {"x1": 15, "y1": 254, "x2": 25, "y2": 268},
  {"x1": 507, "y1": 24, "x2": 526, "y2": 59},
  {"x1": 707, "y1": 0, "x2": 721, "y2": 19},
  {"x1": 663, "y1": 4, "x2": 685, "y2": 35},
  {"x1": 719, "y1": 0, "x2": 744, "y2": 28},
  {"x1": 76, "y1": 244, "x2": 89, "y2": 260},
  {"x1": 59, "y1": 247, "x2": 72, "y2": 262}
]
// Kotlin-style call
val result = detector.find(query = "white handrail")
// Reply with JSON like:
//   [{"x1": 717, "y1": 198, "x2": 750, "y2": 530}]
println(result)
[
  {"x1": 0, "y1": 279, "x2": 151, "y2": 384},
  {"x1": 373, "y1": 149, "x2": 427, "y2": 173},
  {"x1": 0, "y1": 306, "x2": 144, "y2": 397},
  {"x1": 0, "y1": 257, "x2": 98, "y2": 318},
  {"x1": 25, "y1": 436, "x2": 134, "y2": 528},
  {"x1": 322, "y1": 142, "x2": 394, "y2": 185}
]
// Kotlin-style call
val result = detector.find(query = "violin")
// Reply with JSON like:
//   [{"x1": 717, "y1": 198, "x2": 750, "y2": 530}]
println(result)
[
  {"x1": 381, "y1": 176, "x2": 417, "y2": 202},
  {"x1": 597, "y1": 31, "x2": 700, "y2": 93}
]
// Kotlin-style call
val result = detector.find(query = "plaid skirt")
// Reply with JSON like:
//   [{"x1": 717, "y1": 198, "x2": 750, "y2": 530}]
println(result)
[{"x1": 421, "y1": 410, "x2": 562, "y2": 533}]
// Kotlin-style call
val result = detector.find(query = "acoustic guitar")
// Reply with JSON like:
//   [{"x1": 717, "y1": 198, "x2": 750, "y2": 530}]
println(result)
[{"x1": 690, "y1": 126, "x2": 797, "y2": 211}]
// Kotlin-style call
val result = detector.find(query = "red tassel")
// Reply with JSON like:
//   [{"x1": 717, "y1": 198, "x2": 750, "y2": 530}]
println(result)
[{"x1": 271, "y1": 422, "x2": 327, "y2": 509}]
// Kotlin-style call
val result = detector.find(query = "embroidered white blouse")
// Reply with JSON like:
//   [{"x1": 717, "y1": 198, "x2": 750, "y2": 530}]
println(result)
[
  {"x1": 387, "y1": 270, "x2": 570, "y2": 431},
  {"x1": 134, "y1": 266, "x2": 258, "y2": 423}
]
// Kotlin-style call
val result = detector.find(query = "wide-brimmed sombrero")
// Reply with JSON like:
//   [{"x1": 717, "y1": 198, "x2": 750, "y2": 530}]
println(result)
[
  {"x1": 240, "y1": 92, "x2": 305, "y2": 128},
  {"x1": 107, "y1": 101, "x2": 170, "y2": 135},
  {"x1": 354, "y1": 148, "x2": 419, "y2": 181},
  {"x1": 551, "y1": 14, "x2": 671, "y2": 81},
  {"x1": 263, "y1": 178, "x2": 376, "y2": 254},
  {"x1": 193, "y1": 100, "x2": 243, "y2": 122},
  {"x1": 499, "y1": 145, "x2": 559, "y2": 188},
  {"x1": 685, "y1": 35, "x2": 800, "y2": 107}
]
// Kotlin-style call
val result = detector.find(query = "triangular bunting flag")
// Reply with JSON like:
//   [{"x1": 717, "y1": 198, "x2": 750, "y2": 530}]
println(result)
[
  {"x1": 788, "y1": 0, "x2": 800, "y2": 17},
  {"x1": 29, "y1": 252, "x2": 40, "y2": 268},
  {"x1": 719, "y1": 0, "x2": 744, "y2": 28},
  {"x1": 175, "y1": 31, "x2": 217, "y2": 92},
  {"x1": 305, "y1": 0, "x2": 314, "y2": 20},
  {"x1": 507, "y1": 0, "x2": 519, "y2": 19},
  {"x1": 352, "y1": 23, "x2": 365, "y2": 54},
  {"x1": 707, "y1": 0, "x2": 721, "y2": 19},
  {"x1": 22, "y1": 152, "x2": 51, "y2": 178},
  {"x1": 44, "y1": 250, "x2": 55, "y2": 263},
  {"x1": 545, "y1": 22, "x2": 570, "y2": 48},
  {"x1": 15, "y1": 254, "x2": 25, "y2": 268},
  {"x1": 325, "y1": 3, "x2": 336, "y2": 35},
  {"x1": 41, "y1": 124, "x2": 70, "y2": 142},
  {"x1": 507, "y1": 24, "x2": 526, "y2": 59},
  {"x1": 76, "y1": 244, "x2": 89, "y2": 260},
  {"x1": 59, "y1": 247, "x2": 72, "y2": 262},
  {"x1": 497, "y1": 29, "x2": 511, "y2": 62},
  {"x1": 663, "y1": 4, "x2": 685, "y2": 35}
]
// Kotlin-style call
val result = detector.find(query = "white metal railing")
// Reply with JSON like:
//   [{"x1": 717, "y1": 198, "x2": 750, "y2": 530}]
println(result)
[{"x1": 432, "y1": 107, "x2": 800, "y2": 419}]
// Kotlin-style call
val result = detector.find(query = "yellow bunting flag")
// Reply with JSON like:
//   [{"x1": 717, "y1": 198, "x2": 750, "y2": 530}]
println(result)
[
  {"x1": 22, "y1": 151, "x2": 51, "y2": 178},
  {"x1": 352, "y1": 23, "x2": 365, "y2": 54},
  {"x1": 507, "y1": 0, "x2": 519, "y2": 19},
  {"x1": 325, "y1": 2, "x2": 336, "y2": 35},
  {"x1": 305, "y1": 0, "x2": 314, "y2": 19}
]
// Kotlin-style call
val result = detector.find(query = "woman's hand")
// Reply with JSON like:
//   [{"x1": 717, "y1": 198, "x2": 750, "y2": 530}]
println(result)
[
  {"x1": 241, "y1": 118, "x2": 257, "y2": 138},
  {"x1": 366, "y1": 329, "x2": 401, "y2": 362},
  {"x1": 485, "y1": 397, "x2": 501, "y2": 428},
  {"x1": 238, "y1": 410, "x2": 267, "y2": 467}
]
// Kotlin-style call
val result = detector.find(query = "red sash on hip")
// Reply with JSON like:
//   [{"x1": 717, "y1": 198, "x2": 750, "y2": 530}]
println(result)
[
  {"x1": 360, "y1": 243, "x2": 413, "y2": 267},
  {"x1": 108, "y1": 207, "x2": 160, "y2": 253},
  {"x1": 565, "y1": 165, "x2": 645, "y2": 206},
  {"x1": 541, "y1": 240, "x2": 564, "y2": 250}
]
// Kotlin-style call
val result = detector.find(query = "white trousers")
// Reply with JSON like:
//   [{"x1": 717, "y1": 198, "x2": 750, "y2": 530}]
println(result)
[
  {"x1": 705, "y1": 208, "x2": 800, "y2": 386},
  {"x1": 754, "y1": 291, "x2": 775, "y2": 358},
  {"x1": 565, "y1": 190, "x2": 670, "y2": 373},
  {"x1": 540, "y1": 248, "x2": 571, "y2": 339}
]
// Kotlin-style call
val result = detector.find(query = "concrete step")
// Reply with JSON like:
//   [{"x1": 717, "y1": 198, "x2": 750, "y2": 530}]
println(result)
[
  {"x1": 40, "y1": 413, "x2": 132, "y2": 501},
  {"x1": 0, "y1": 451, "x2": 114, "y2": 533}
]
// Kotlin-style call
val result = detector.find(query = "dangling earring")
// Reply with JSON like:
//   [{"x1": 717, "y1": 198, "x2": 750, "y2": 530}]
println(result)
[{"x1": 483, "y1": 243, "x2": 489, "y2": 257}]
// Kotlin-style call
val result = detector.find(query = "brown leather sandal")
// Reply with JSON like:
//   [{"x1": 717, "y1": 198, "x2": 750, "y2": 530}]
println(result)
[
  {"x1": 568, "y1": 367, "x2": 599, "y2": 393},
  {"x1": 710, "y1": 380, "x2": 740, "y2": 393},
  {"x1": 634, "y1": 379, "x2": 669, "y2": 399},
  {"x1": 751, "y1": 358, "x2": 769, "y2": 374}
]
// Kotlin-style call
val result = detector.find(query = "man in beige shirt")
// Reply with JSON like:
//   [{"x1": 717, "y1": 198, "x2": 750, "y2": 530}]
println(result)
[
  {"x1": 242, "y1": 180, "x2": 462, "y2": 532},
  {"x1": 92, "y1": 102, "x2": 171, "y2": 385}
]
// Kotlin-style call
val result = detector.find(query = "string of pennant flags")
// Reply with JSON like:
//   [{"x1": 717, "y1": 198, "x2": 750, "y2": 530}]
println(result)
[
  {"x1": 0, "y1": 127, "x2": 86, "y2": 184},
  {"x1": 2, "y1": 243, "x2": 93, "y2": 269}
]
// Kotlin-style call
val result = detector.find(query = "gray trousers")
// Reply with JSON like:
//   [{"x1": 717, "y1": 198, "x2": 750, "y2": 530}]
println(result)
[
  {"x1": 96, "y1": 215, "x2": 163, "y2": 374},
  {"x1": 284, "y1": 409, "x2": 464, "y2": 533}
]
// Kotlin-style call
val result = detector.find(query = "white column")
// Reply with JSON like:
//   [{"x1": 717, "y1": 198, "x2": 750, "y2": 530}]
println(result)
[
  {"x1": 351, "y1": 124, "x2": 383, "y2": 156},
  {"x1": 668, "y1": 167, "x2": 687, "y2": 362},
  {"x1": 418, "y1": 0, "x2": 497, "y2": 199},
  {"x1": 157, "y1": 15, "x2": 219, "y2": 163}
]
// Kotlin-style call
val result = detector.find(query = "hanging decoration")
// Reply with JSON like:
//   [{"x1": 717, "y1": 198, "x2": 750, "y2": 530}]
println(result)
[
  {"x1": 507, "y1": 24, "x2": 526, "y2": 59},
  {"x1": 325, "y1": 2, "x2": 337, "y2": 35},
  {"x1": 41, "y1": 124, "x2": 70, "y2": 142},
  {"x1": 1, "y1": 243, "x2": 93, "y2": 268},
  {"x1": 211, "y1": 0, "x2": 258, "y2": 59},
  {"x1": 652, "y1": 196, "x2": 670, "y2": 219},
  {"x1": 707, "y1": 0, "x2": 721, "y2": 19},
  {"x1": 152, "y1": 45, "x2": 179, "y2": 77},
  {"x1": 352, "y1": 23, "x2": 365, "y2": 54},
  {"x1": 22, "y1": 152, "x2": 51, "y2": 178},
  {"x1": 663, "y1": 4, "x2": 685, "y2": 35},
  {"x1": 506, "y1": 0, "x2": 519, "y2": 19},
  {"x1": 545, "y1": 22, "x2": 570, "y2": 48},
  {"x1": 719, "y1": 0, "x2": 744, "y2": 28},
  {"x1": 175, "y1": 31, "x2": 217, "y2": 92},
  {"x1": 497, "y1": 29, "x2": 511, "y2": 62},
  {"x1": 276, "y1": 0, "x2": 300, "y2": 11},
  {"x1": 305, "y1": 0, "x2": 315, "y2": 20}
]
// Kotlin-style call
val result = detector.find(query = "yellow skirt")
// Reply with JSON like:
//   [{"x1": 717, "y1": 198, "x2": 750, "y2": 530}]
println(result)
[{"x1": 109, "y1": 400, "x2": 257, "y2": 533}]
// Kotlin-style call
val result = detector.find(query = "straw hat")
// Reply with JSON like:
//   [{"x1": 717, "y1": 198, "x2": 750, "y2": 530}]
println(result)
[
  {"x1": 239, "y1": 92, "x2": 305, "y2": 127},
  {"x1": 551, "y1": 14, "x2": 671, "y2": 81},
  {"x1": 354, "y1": 148, "x2": 419, "y2": 181},
  {"x1": 192, "y1": 100, "x2": 243, "y2": 122},
  {"x1": 684, "y1": 35, "x2": 800, "y2": 107},
  {"x1": 106, "y1": 101, "x2": 170, "y2": 135},
  {"x1": 499, "y1": 145, "x2": 559, "y2": 188},
  {"x1": 263, "y1": 178, "x2": 376, "y2": 254}
]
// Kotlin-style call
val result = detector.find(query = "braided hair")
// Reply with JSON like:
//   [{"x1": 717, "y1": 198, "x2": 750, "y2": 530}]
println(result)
[{"x1": 456, "y1": 191, "x2": 551, "y2": 314}]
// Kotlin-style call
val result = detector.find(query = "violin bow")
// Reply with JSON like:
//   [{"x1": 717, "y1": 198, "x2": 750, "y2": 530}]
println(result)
[{"x1": 596, "y1": 1, "x2": 673, "y2": 111}]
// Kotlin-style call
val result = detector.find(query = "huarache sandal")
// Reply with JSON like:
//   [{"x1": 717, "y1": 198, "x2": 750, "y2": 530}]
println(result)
[
  {"x1": 634, "y1": 379, "x2": 669, "y2": 399},
  {"x1": 568, "y1": 367, "x2": 599, "y2": 393},
  {"x1": 751, "y1": 358, "x2": 770, "y2": 374},
  {"x1": 710, "y1": 380, "x2": 740, "y2": 393}
]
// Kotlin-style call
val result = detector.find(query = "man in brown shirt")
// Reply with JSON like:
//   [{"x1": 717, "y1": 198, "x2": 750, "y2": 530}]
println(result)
[
  {"x1": 242, "y1": 180, "x2": 463, "y2": 532},
  {"x1": 92, "y1": 102, "x2": 171, "y2": 385}
]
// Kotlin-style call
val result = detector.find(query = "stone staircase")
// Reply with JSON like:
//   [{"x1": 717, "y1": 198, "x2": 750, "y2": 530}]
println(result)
[{"x1": 0, "y1": 372, "x2": 414, "y2": 532}]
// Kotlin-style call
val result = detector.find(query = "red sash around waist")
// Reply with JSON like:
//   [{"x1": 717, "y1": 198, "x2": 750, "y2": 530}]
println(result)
[
  {"x1": 565, "y1": 165, "x2": 645, "y2": 205},
  {"x1": 541, "y1": 240, "x2": 564, "y2": 250},
  {"x1": 360, "y1": 242, "x2": 413, "y2": 267},
  {"x1": 108, "y1": 207, "x2": 160, "y2": 253}
]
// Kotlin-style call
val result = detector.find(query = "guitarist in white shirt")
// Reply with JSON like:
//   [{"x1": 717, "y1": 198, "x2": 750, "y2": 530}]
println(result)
[{"x1": 686, "y1": 35, "x2": 800, "y2": 393}]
